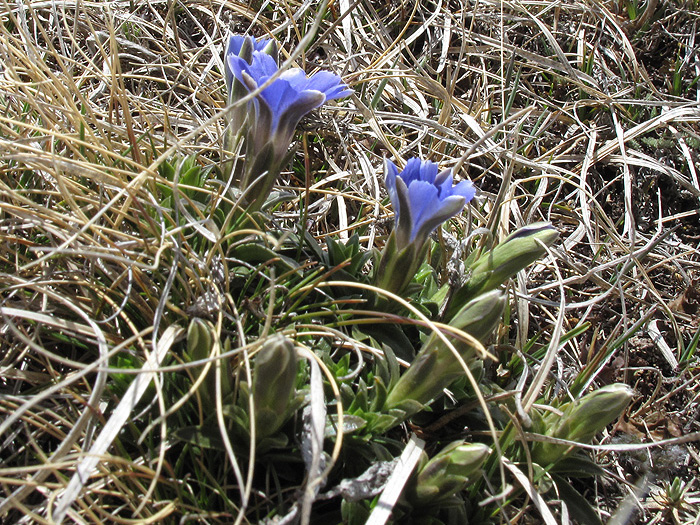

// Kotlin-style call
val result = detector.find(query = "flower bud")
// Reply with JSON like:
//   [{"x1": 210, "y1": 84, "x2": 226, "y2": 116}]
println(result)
[
  {"x1": 252, "y1": 334, "x2": 298, "y2": 439},
  {"x1": 385, "y1": 290, "x2": 505, "y2": 415},
  {"x1": 186, "y1": 318, "x2": 230, "y2": 403},
  {"x1": 448, "y1": 223, "x2": 558, "y2": 318},
  {"x1": 187, "y1": 318, "x2": 215, "y2": 363},
  {"x1": 532, "y1": 383, "x2": 634, "y2": 466},
  {"x1": 404, "y1": 442, "x2": 490, "y2": 506}
]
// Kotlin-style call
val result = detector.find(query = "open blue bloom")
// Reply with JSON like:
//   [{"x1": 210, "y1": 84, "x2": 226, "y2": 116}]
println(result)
[
  {"x1": 227, "y1": 50, "x2": 351, "y2": 157},
  {"x1": 385, "y1": 158, "x2": 476, "y2": 250},
  {"x1": 375, "y1": 158, "x2": 476, "y2": 296},
  {"x1": 221, "y1": 33, "x2": 350, "y2": 214},
  {"x1": 224, "y1": 35, "x2": 275, "y2": 94},
  {"x1": 223, "y1": 35, "x2": 278, "y2": 168}
]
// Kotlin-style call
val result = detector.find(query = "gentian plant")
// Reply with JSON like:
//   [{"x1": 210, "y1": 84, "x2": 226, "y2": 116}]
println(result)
[
  {"x1": 223, "y1": 35, "x2": 276, "y2": 162},
  {"x1": 5, "y1": 16, "x2": 659, "y2": 525},
  {"x1": 224, "y1": 34, "x2": 351, "y2": 213},
  {"x1": 375, "y1": 158, "x2": 476, "y2": 296}
]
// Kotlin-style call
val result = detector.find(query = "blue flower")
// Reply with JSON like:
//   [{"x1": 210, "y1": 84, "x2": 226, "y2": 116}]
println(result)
[
  {"x1": 227, "y1": 50, "x2": 351, "y2": 156},
  {"x1": 221, "y1": 33, "x2": 350, "y2": 214},
  {"x1": 385, "y1": 158, "x2": 476, "y2": 250},
  {"x1": 226, "y1": 34, "x2": 272, "y2": 56},
  {"x1": 224, "y1": 35, "x2": 275, "y2": 95}
]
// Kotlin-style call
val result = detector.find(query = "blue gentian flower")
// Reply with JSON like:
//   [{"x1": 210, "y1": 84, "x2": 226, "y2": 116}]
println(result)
[
  {"x1": 385, "y1": 158, "x2": 476, "y2": 251},
  {"x1": 227, "y1": 50, "x2": 352, "y2": 157},
  {"x1": 375, "y1": 158, "x2": 476, "y2": 296},
  {"x1": 224, "y1": 35, "x2": 275, "y2": 95},
  {"x1": 221, "y1": 33, "x2": 350, "y2": 214},
  {"x1": 223, "y1": 34, "x2": 278, "y2": 170}
]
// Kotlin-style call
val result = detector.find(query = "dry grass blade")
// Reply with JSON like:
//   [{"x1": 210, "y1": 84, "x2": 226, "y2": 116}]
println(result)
[
  {"x1": 367, "y1": 434, "x2": 425, "y2": 525},
  {"x1": 502, "y1": 457, "x2": 558, "y2": 525},
  {"x1": 51, "y1": 325, "x2": 182, "y2": 523},
  {"x1": 298, "y1": 346, "x2": 329, "y2": 525}
]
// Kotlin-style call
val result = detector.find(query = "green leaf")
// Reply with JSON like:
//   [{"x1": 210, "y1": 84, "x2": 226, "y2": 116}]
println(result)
[
  {"x1": 231, "y1": 242, "x2": 299, "y2": 271},
  {"x1": 348, "y1": 378, "x2": 369, "y2": 412},
  {"x1": 370, "y1": 376, "x2": 388, "y2": 412},
  {"x1": 342, "y1": 499, "x2": 371, "y2": 525},
  {"x1": 550, "y1": 454, "x2": 605, "y2": 477},
  {"x1": 362, "y1": 323, "x2": 416, "y2": 362},
  {"x1": 175, "y1": 426, "x2": 226, "y2": 451},
  {"x1": 326, "y1": 414, "x2": 367, "y2": 436},
  {"x1": 366, "y1": 413, "x2": 403, "y2": 434},
  {"x1": 327, "y1": 235, "x2": 346, "y2": 267},
  {"x1": 551, "y1": 474, "x2": 603, "y2": 525},
  {"x1": 340, "y1": 382, "x2": 356, "y2": 408}
]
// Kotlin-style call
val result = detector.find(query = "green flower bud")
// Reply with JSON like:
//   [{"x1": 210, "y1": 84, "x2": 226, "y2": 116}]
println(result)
[
  {"x1": 187, "y1": 318, "x2": 215, "y2": 363},
  {"x1": 186, "y1": 318, "x2": 218, "y2": 402},
  {"x1": 532, "y1": 383, "x2": 634, "y2": 466},
  {"x1": 385, "y1": 290, "x2": 505, "y2": 415},
  {"x1": 252, "y1": 334, "x2": 298, "y2": 439},
  {"x1": 448, "y1": 223, "x2": 558, "y2": 318},
  {"x1": 404, "y1": 442, "x2": 491, "y2": 506},
  {"x1": 186, "y1": 318, "x2": 234, "y2": 403}
]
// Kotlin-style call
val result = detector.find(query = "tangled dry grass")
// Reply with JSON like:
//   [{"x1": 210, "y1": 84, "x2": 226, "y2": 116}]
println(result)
[{"x1": 1, "y1": 0, "x2": 699, "y2": 523}]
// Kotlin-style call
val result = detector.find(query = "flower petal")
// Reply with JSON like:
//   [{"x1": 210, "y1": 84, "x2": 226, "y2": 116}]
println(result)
[
  {"x1": 238, "y1": 69, "x2": 260, "y2": 93},
  {"x1": 305, "y1": 71, "x2": 353, "y2": 99},
  {"x1": 417, "y1": 159, "x2": 438, "y2": 185},
  {"x1": 248, "y1": 52, "x2": 280, "y2": 83},
  {"x1": 451, "y1": 180, "x2": 476, "y2": 201},
  {"x1": 226, "y1": 35, "x2": 246, "y2": 57},
  {"x1": 277, "y1": 69, "x2": 350, "y2": 100},
  {"x1": 393, "y1": 175, "x2": 413, "y2": 249},
  {"x1": 384, "y1": 159, "x2": 400, "y2": 216},
  {"x1": 226, "y1": 34, "x2": 272, "y2": 58},
  {"x1": 399, "y1": 158, "x2": 424, "y2": 186},
  {"x1": 278, "y1": 68, "x2": 311, "y2": 88},
  {"x1": 434, "y1": 168, "x2": 454, "y2": 197},
  {"x1": 227, "y1": 55, "x2": 254, "y2": 90},
  {"x1": 413, "y1": 195, "x2": 466, "y2": 246},
  {"x1": 259, "y1": 72, "x2": 322, "y2": 124},
  {"x1": 273, "y1": 90, "x2": 326, "y2": 152},
  {"x1": 407, "y1": 179, "x2": 440, "y2": 241}
]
